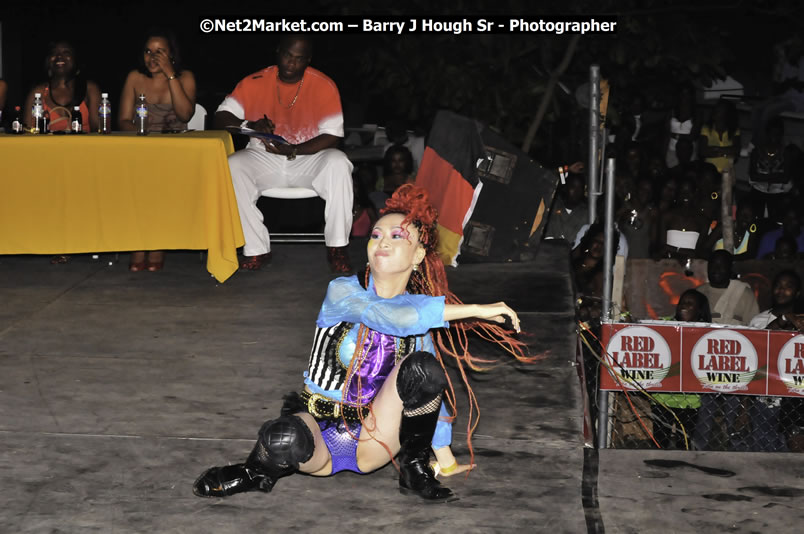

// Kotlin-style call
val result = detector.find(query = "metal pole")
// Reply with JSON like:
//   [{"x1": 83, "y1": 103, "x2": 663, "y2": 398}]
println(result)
[
  {"x1": 601, "y1": 158, "x2": 615, "y2": 322},
  {"x1": 597, "y1": 392, "x2": 610, "y2": 449},
  {"x1": 597, "y1": 126, "x2": 607, "y2": 203},
  {"x1": 588, "y1": 65, "x2": 600, "y2": 225},
  {"x1": 596, "y1": 158, "x2": 616, "y2": 450}
]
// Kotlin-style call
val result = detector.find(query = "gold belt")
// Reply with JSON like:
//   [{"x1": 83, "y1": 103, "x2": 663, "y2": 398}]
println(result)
[{"x1": 300, "y1": 390, "x2": 370, "y2": 421}]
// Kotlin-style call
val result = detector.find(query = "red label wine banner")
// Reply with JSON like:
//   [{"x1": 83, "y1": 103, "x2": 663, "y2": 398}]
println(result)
[{"x1": 600, "y1": 322, "x2": 804, "y2": 397}]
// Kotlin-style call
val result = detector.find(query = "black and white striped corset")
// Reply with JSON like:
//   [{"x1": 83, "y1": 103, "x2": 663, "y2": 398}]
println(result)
[{"x1": 306, "y1": 322, "x2": 419, "y2": 392}]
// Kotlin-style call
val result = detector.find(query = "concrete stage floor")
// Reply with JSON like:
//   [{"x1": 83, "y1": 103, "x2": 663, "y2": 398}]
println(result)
[{"x1": 1, "y1": 242, "x2": 802, "y2": 533}]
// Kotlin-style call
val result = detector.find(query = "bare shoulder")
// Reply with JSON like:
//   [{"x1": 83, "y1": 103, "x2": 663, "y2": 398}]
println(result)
[
  {"x1": 123, "y1": 70, "x2": 145, "y2": 85},
  {"x1": 85, "y1": 80, "x2": 101, "y2": 99},
  {"x1": 179, "y1": 70, "x2": 197, "y2": 92}
]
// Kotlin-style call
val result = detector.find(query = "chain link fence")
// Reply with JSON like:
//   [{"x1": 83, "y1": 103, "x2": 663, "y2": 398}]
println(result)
[{"x1": 605, "y1": 391, "x2": 804, "y2": 452}]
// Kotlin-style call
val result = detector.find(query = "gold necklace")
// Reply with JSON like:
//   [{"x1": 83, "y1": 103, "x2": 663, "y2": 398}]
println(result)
[{"x1": 277, "y1": 74, "x2": 304, "y2": 109}]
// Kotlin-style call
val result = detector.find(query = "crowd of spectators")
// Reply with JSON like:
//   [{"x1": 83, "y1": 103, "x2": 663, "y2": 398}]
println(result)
[
  {"x1": 551, "y1": 74, "x2": 804, "y2": 324},
  {"x1": 554, "y1": 36, "x2": 804, "y2": 451}
]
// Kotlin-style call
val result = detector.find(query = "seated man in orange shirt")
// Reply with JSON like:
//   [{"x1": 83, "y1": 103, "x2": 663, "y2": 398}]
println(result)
[{"x1": 214, "y1": 35, "x2": 353, "y2": 272}]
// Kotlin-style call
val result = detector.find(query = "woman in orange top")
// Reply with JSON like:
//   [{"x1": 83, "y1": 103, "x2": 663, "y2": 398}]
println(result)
[
  {"x1": 23, "y1": 42, "x2": 101, "y2": 265},
  {"x1": 23, "y1": 41, "x2": 100, "y2": 133}
]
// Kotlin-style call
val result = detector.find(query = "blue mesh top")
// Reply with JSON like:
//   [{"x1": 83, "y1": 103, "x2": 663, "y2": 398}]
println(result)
[{"x1": 317, "y1": 275, "x2": 448, "y2": 335}]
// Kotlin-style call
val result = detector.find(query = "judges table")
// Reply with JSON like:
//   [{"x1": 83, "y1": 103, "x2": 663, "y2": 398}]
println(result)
[{"x1": 0, "y1": 131, "x2": 244, "y2": 282}]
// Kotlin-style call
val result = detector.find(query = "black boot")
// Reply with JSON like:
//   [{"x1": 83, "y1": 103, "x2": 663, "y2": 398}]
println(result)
[
  {"x1": 398, "y1": 409, "x2": 457, "y2": 502},
  {"x1": 193, "y1": 415, "x2": 314, "y2": 498},
  {"x1": 192, "y1": 447, "x2": 292, "y2": 498},
  {"x1": 395, "y1": 351, "x2": 456, "y2": 502}
]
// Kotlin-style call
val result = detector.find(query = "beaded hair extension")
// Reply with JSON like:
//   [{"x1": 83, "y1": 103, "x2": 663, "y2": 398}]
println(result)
[{"x1": 337, "y1": 299, "x2": 400, "y2": 467}]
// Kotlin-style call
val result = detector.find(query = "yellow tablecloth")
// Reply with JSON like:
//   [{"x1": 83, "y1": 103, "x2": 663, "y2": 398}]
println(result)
[{"x1": 0, "y1": 130, "x2": 244, "y2": 282}]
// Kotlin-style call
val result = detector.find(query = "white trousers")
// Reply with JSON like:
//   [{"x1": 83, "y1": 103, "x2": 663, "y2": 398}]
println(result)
[{"x1": 228, "y1": 146, "x2": 354, "y2": 256}]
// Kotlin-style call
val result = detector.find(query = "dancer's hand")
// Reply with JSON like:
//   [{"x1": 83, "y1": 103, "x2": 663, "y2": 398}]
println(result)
[{"x1": 477, "y1": 302, "x2": 521, "y2": 332}]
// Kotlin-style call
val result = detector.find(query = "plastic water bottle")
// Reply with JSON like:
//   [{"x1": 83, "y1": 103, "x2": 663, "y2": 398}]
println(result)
[
  {"x1": 99, "y1": 93, "x2": 111, "y2": 134},
  {"x1": 135, "y1": 94, "x2": 149, "y2": 135},
  {"x1": 11, "y1": 106, "x2": 23, "y2": 134},
  {"x1": 71, "y1": 106, "x2": 82, "y2": 133},
  {"x1": 32, "y1": 93, "x2": 45, "y2": 134}
]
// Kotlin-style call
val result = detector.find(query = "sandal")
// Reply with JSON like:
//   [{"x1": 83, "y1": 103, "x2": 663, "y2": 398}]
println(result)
[
  {"x1": 144, "y1": 251, "x2": 165, "y2": 272},
  {"x1": 239, "y1": 253, "x2": 272, "y2": 270},
  {"x1": 130, "y1": 251, "x2": 148, "y2": 272}
]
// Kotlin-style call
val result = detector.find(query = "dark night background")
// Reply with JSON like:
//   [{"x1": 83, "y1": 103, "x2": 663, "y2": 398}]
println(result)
[{"x1": 1, "y1": 0, "x2": 802, "y2": 165}]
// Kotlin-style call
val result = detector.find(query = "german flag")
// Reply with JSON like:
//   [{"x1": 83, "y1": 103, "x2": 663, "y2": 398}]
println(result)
[{"x1": 415, "y1": 111, "x2": 485, "y2": 266}]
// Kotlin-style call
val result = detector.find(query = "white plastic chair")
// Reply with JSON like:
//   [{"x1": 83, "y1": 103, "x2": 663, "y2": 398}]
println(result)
[{"x1": 187, "y1": 103, "x2": 207, "y2": 130}]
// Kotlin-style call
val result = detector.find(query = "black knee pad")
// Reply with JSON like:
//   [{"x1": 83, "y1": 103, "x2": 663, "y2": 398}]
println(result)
[
  {"x1": 257, "y1": 415, "x2": 315, "y2": 469},
  {"x1": 396, "y1": 351, "x2": 447, "y2": 411}
]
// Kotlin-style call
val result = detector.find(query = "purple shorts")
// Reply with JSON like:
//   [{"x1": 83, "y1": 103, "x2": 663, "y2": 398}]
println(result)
[{"x1": 318, "y1": 419, "x2": 363, "y2": 474}]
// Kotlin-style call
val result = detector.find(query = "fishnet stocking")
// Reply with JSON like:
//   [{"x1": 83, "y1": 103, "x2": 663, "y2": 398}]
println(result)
[{"x1": 403, "y1": 393, "x2": 442, "y2": 417}]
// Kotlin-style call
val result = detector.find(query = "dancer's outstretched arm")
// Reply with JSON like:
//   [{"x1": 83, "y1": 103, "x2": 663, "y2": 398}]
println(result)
[{"x1": 444, "y1": 302, "x2": 521, "y2": 332}]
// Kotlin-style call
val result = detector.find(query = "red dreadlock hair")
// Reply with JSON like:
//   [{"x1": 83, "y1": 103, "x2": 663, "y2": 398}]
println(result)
[{"x1": 343, "y1": 184, "x2": 542, "y2": 469}]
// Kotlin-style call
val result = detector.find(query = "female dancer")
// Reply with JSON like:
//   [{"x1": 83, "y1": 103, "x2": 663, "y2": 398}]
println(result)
[{"x1": 193, "y1": 184, "x2": 535, "y2": 501}]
